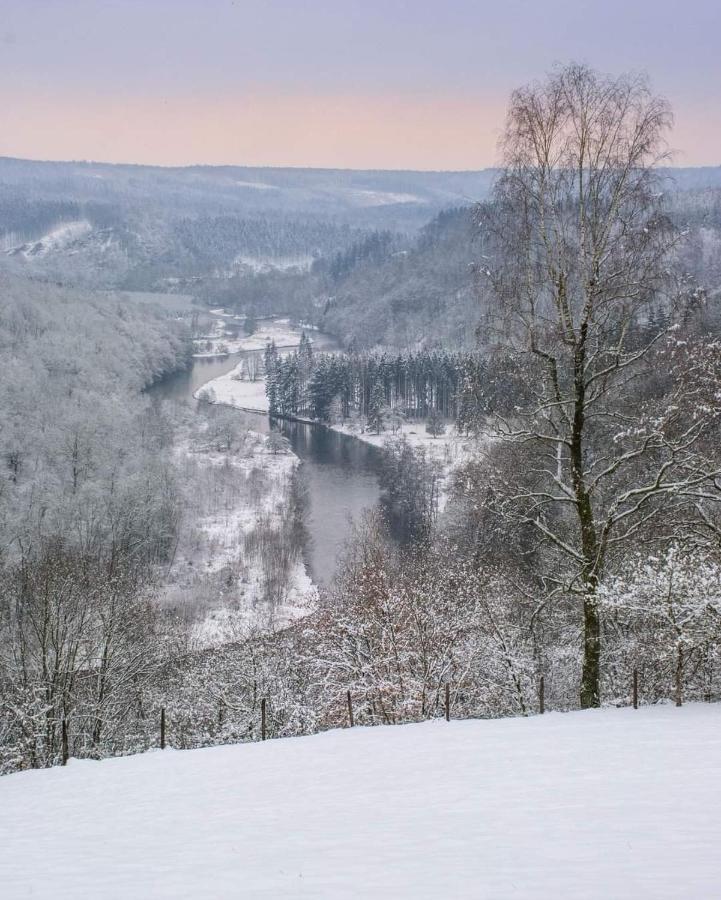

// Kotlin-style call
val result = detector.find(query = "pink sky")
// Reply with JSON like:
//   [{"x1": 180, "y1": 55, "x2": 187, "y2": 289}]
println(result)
[
  {"x1": 0, "y1": 0, "x2": 719, "y2": 169},
  {"x1": 0, "y1": 90, "x2": 511, "y2": 169}
]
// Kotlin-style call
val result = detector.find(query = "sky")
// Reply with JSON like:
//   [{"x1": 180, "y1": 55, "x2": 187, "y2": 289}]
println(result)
[{"x1": 0, "y1": 0, "x2": 719, "y2": 170}]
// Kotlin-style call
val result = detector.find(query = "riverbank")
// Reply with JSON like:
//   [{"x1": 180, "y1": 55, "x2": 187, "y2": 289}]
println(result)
[
  {"x1": 154, "y1": 318, "x2": 319, "y2": 638},
  {"x1": 184, "y1": 321, "x2": 476, "y2": 587},
  {"x1": 192, "y1": 314, "x2": 311, "y2": 411},
  {"x1": 329, "y1": 419, "x2": 476, "y2": 510},
  {"x1": 193, "y1": 313, "x2": 312, "y2": 357},
  {"x1": 161, "y1": 421, "x2": 315, "y2": 646},
  {"x1": 196, "y1": 364, "x2": 268, "y2": 411},
  {"x1": 196, "y1": 347, "x2": 475, "y2": 516},
  {"x1": 188, "y1": 324, "x2": 389, "y2": 588}
]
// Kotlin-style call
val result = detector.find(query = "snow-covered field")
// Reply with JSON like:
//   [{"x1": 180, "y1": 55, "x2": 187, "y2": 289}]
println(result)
[
  {"x1": 234, "y1": 180, "x2": 279, "y2": 191},
  {"x1": 346, "y1": 188, "x2": 421, "y2": 206},
  {"x1": 196, "y1": 366, "x2": 269, "y2": 411},
  {"x1": 195, "y1": 316, "x2": 309, "y2": 410},
  {"x1": 233, "y1": 253, "x2": 315, "y2": 274},
  {"x1": 179, "y1": 316, "x2": 317, "y2": 635},
  {"x1": 194, "y1": 315, "x2": 308, "y2": 357},
  {"x1": 1, "y1": 704, "x2": 719, "y2": 899}
]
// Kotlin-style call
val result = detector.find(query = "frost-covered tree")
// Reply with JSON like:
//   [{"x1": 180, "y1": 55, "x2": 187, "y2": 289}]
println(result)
[
  {"x1": 481, "y1": 63, "x2": 720, "y2": 708},
  {"x1": 425, "y1": 408, "x2": 446, "y2": 438},
  {"x1": 599, "y1": 547, "x2": 721, "y2": 705},
  {"x1": 366, "y1": 379, "x2": 386, "y2": 434}
]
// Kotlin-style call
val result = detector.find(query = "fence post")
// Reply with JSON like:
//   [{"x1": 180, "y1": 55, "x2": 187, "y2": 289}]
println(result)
[
  {"x1": 61, "y1": 718, "x2": 69, "y2": 766},
  {"x1": 347, "y1": 690, "x2": 354, "y2": 728},
  {"x1": 160, "y1": 707, "x2": 166, "y2": 749},
  {"x1": 539, "y1": 676, "x2": 545, "y2": 715},
  {"x1": 445, "y1": 683, "x2": 450, "y2": 722},
  {"x1": 633, "y1": 669, "x2": 639, "y2": 710},
  {"x1": 261, "y1": 698, "x2": 266, "y2": 741}
]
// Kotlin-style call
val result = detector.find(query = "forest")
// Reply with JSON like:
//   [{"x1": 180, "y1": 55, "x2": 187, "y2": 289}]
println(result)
[
  {"x1": 264, "y1": 339, "x2": 523, "y2": 432},
  {"x1": 2, "y1": 64, "x2": 721, "y2": 776}
]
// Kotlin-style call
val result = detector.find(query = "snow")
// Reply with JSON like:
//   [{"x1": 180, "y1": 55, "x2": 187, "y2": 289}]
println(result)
[
  {"x1": 164, "y1": 432, "x2": 315, "y2": 642},
  {"x1": 195, "y1": 318, "x2": 308, "y2": 411},
  {"x1": 193, "y1": 315, "x2": 309, "y2": 357},
  {"x1": 181, "y1": 317, "x2": 317, "y2": 634},
  {"x1": 229, "y1": 318, "x2": 311, "y2": 352},
  {"x1": 4, "y1": 220, "x2": 93, "y2": 257},
  {"x1": 234, "y1": 180, "x2": 279, "y2": 191},
  {"x1": 2, "y1": 704, "x2": 720, "y2": 899},
  {"x1": 234, "y1": 253, "x2": 315, "y2": 273},
  {"x1": 196, "y1": 367, "x2": 269, "y2": 412},
  {"x1": 347, "y1": 189, "x2": 422, "y2": 207}
]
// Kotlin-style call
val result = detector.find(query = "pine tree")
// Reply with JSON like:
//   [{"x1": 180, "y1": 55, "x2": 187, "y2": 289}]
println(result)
[
  {"x1": 367, "y1": 379, "x2": 386, "y2": 434},
  {"x1": 299, "y1": 331, "x2": 313, "y2": 362},
  {"x1": 264, "y1": 340, "x2": 279, "y2": 416}
]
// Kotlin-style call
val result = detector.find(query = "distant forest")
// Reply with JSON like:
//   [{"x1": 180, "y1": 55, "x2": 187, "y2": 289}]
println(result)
[{"x1": 2, "y1": 158, "x2": 720, "y2": 352}]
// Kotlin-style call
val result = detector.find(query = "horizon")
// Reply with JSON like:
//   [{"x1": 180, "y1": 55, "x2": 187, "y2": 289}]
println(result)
[{"x1": 2, "y1": 154, "x2": 720, "y2": 175}]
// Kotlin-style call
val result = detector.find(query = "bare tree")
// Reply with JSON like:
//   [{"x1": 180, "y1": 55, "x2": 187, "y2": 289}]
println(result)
[{"x1": 482, "y1": 64, "x2": 719, "y2": 707}]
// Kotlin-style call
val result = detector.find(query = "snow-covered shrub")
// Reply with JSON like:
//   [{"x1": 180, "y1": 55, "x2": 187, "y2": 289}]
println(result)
[{"x1": 599, "y1": 546, "x2": 721, "y2": 705}]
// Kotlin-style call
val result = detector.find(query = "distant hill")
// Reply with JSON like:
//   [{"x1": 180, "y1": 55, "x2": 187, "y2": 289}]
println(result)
[
  {"x1": 0, "y1": 157, "x2": 498, "y2": 291},
  {"x1": 0, "y1": 156, "x2": 498, "y2": 231},
  {"x1": 1, "y1": 157, "x2": 718, "y2": 310}
]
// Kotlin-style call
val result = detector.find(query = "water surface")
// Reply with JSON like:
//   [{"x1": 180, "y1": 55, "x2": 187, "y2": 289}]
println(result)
[{"x1": 150, "y1": 333, "x2": 385, "y2": 586}]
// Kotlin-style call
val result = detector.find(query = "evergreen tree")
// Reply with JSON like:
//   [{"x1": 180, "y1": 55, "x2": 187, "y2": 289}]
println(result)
[
  {"x1": 425, "y1": 408, "x2": 446, "y2": 438},
  {"x1": 367, "y1": 379, "x2": 386, "y2": 434},
  {"x1": 244, "y1": 313, "x2": 257, "y2": 335},
  {"x1": 264, "y1": 340, "x2": 279, "y2": 416}
]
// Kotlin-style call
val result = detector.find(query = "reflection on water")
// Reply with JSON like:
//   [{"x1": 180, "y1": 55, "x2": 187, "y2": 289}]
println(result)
[
  {"x1": 277, "y1": 419, "x2": 383, "y2": 587},
  {"x1": 149, "y1": 341, "x2": 386, "y2": 588},
  {"x1": 149, "y1": 354, "x2": 246, "y2": 402}
]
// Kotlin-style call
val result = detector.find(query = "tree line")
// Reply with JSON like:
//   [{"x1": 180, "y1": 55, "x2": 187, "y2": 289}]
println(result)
[{"x1": 264, "y1": 337, "x2": 521, "y2": 428}]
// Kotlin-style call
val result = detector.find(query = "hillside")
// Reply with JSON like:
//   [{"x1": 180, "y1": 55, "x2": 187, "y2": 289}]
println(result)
[
  {"x1": 0, "y1": 158, "x2": 496, "y2": 293},
  {"x1": 317, "y1": 206, "x2": 480, "y2": 348},
  {"x1": 0, "y1": 157, "x2": 497, "y2": 226},
  {"x1": 1, "y1": 705, "x2": 719, "y2": 899},
  {"x1": 2, "y1": 158, "x2": 720, "y2": 309}
]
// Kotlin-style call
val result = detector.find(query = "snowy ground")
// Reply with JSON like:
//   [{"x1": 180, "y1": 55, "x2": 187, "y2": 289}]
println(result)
[
  {"x1": 163, "y1": 430, "x2": 315, "y2": 643},
  {"x1": 4, "y1": 219, "x2": 93, "y2": 257},
  {"x1": 196, "y1": 366, "x2": 269, "y2": 411},
  {"x1": 2, "y1": 704, "x2": 719, "y2": 899},
  {"x1": 200, "y1": 354, "x2": 476, "y2": 506},
  {"x1": 233, "y1": 253, "x2": 315, "y2": 274},
  {"x1": 194, "y1": 314, "x2": 309, "y2": 357},
  {"x1": 346, "y1": 188, "x2": 421, "y2": 206},
  {"x1": 195, "y1": 318, "x2": 308, "y2": 411},
  {"x1": 181, "y1": 318, "x2": 317, "y2": 635}
]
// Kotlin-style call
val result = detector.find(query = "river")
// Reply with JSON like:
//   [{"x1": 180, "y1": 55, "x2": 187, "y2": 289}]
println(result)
[{"x1": 150, "y1": 334, "x2": 387, "y2": 587}]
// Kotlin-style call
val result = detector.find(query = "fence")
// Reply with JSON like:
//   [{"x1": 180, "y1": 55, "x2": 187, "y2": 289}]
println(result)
[{"x1": 147, "y1": 668, "x2": 683, "y2": 752}]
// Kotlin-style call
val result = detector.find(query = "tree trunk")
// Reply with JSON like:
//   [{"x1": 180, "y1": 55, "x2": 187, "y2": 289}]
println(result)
[
  {"x1": 580, "y1": 593, "x2": 601, "y2": 708},
  {"x1": 572, "y1": 325, "x2": 602, "y2": 710}
]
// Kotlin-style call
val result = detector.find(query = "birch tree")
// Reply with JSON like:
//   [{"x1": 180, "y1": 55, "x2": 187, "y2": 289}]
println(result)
[{"x1": 482, "y1": 64, "x2": 719, "y2": 707}]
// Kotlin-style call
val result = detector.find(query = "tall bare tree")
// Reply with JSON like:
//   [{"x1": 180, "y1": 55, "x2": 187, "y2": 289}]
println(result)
[{"x1": 481, "y1": 64, "x2": 719, "y2": 707}]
